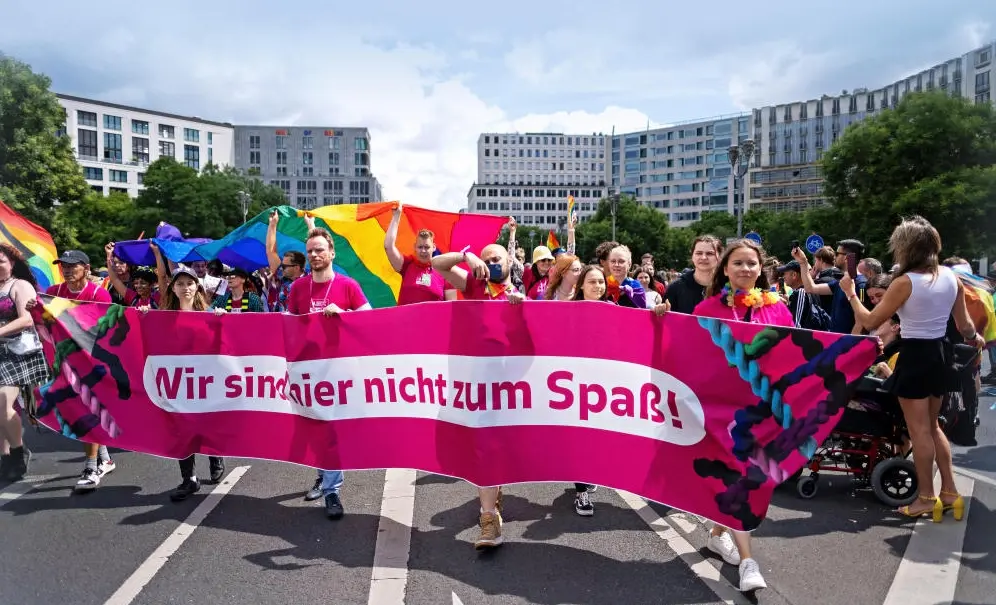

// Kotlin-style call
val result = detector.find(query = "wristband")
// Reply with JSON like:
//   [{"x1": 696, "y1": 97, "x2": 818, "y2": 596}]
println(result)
[{"x1": 460, "y1": 245, "x2": 471, "y2": 260}]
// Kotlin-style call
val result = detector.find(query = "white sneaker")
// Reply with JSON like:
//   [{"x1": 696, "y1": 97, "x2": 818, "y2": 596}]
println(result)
[
  {"x1": 707, "y1": 531, "x2": 741, "y2": 565},
  {"x1": 738, "y1": 558, "x2": 767, "y2": 592},
  {"x1": 98, "y1": 460, "x2": 116, "y2": 476},
  {"x1": 74, "y1": 467, "x2": 101, "y2": 492}
]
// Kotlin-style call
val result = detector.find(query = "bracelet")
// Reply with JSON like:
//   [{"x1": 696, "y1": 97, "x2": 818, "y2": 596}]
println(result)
[{"x1": 459, "y1": 245, "x2": 471, "y2": 260}]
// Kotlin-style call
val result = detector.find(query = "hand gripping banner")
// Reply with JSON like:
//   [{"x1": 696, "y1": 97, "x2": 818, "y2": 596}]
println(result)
[{"x1": 30, "y1": 296, "x2": 877, "y2": 531}]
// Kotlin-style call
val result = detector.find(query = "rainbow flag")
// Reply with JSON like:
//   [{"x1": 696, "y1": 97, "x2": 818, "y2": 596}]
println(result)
[
  {"x1": 546, "y1": 231, "x2": 561, "y2": 251},
  {"x1": 0, "y1": 198, "x2": 62, "y2": 290},
  {"x1": 191, "y1": 202, "x2": 507, "y2": 308},
  {"x1": 567, "y1": 195, "x2": 575, "y2": 222}
]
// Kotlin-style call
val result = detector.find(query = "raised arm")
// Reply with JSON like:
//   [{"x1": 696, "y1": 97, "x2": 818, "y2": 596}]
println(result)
[
  {"x1": 842, "y1": 273, "x2": 910, "y2": 331},
  {"x1": 104, "y1": 243, "x2": 130, "y2": 299},
  {"x1": 150, "y1": 243, "x2": 170, "y2": 296},
  {"x1": 383, "y1": 203, "x2": 405, "y2": 272},
  {"x1": 265, "y1": 210, "x2": 282, "y2": 275},
  {"x1": 566, "y1": 215, "x2": 576, "y2": 255}
]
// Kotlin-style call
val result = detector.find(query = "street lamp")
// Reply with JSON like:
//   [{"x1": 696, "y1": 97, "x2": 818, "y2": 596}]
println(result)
[
  {"x1": 728, "y1": 139, "x2": 756, "y2": 239},
  {"x1": 608, "y1": 193, "x2": 622, "y2": 242},
  {"x1": 237, "y1": 190, "x2": 250, "y2": 224}
]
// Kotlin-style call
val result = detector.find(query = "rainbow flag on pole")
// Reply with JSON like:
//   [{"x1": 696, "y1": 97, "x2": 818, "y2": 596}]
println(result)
[
  {"x1": 0, "y1": 198, "x2": 62, "y2": 290},
  {"x1": 190, "y1": 202, "x2": 507, "y2": 308}
]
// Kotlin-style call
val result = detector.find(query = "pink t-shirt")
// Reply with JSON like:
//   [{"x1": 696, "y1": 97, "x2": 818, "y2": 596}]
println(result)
[
  {"x1": 287, "y1": 273, "x2": 368, "y2": 315},
  {"x1": 46, "y1": 282, "x2": 112, "y2": 303},
  {"x1": 464, "y1": 278, "x2": 513, "y2": 301},
  {"x1": 397, "y1": 256, "x2": 449, "y2": 306}
]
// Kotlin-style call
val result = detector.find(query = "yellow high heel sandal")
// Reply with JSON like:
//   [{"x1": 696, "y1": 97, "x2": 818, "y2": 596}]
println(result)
[
  {"x1": 939, "y1": 490, "x2": 965, "y2": 521},
  {"x1": 898, "y1": 495, "x2": 943, "y2": 523}
]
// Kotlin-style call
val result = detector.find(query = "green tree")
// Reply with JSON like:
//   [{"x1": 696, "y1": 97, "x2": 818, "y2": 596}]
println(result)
[
  {"x1": 821, "y1": 91, "x2": 996, "y2": 259},
  {"x1": 0, "y1": 54, "x2": 89, "y2": 249},
  {"x1": 55, "y1": 191, "x2": 139, "y2": 264},
  {"x1": 574, "y1": 196, "x2": 673, "y2": 266}
]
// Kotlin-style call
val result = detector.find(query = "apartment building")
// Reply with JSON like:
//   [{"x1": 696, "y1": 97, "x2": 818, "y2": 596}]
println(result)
[
  {"x1": 749, "y1": 41, "x2": 996, "y2": 212},
  {"x1": 233, "y1": 126, "x2": 383, "y2": 210},
  {"x1": 466, "y1": 132, "x2": 610, "y2": 228},
  {"x1": 56, "y1": 94, "x2": 234, "y2": 197},
  {"x1": 610, "y1": 114, "x2": 752, "y2": 226}
]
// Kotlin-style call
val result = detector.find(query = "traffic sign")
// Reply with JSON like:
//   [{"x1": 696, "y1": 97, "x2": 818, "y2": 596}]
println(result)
[
  {"x1": 745, "y1": 232, "x2": 762, "y2": 245},
  {"x1": 805, "y1": 234, "x2": 824, "y2": 253}
]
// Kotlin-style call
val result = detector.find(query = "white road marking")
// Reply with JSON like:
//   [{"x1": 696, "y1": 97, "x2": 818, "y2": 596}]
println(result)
[
  {"x1": 102, "y1": 465, "x2": 251, "y2": 605},
  {"x1": 367, "y1": 468, "x2": 417, "y2": 605},
  {"x1": 0, "y1": 474, "x2": 60, "y2": 508},
  {"x1": 452, "y1": 591, "x2": 465, "y2": 605},
  {"x1": 617, "y1": 490, "x2": 750, "y2": 605},
  {"x1": 882, "y1": 472, "x2": 975, "y2": 605}
]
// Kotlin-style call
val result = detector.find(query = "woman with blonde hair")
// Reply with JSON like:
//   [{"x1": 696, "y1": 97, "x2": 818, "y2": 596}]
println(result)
[{"x1": 842, "y1": 216, "x2": 983, "y2": 522}]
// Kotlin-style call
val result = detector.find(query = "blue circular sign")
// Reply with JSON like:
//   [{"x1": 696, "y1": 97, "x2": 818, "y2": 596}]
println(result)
[
  {"x1": 745, "y1": 232, "x2": 762, "y2": 245},
  {"x1": 805, "y1": 234, "x2": 824, "y2": 253}
]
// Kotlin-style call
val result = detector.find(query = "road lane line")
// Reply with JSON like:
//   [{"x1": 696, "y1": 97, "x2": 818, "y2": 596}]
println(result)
[
  {"x1": 616, "y1": 490, "x2": 750, "y2": 605},
  {"x1": 367, "y1": 468, "x2": 417, "y2": 605},
  {"x1": 883, "y1": 472, "x2": 974, "y2": 605},
  {"x1": 0, "y1": 475, "x2": 59, "y2": 508},
  {"x1": 103, "y1": 465, "x2": 251, "y2": 605}
]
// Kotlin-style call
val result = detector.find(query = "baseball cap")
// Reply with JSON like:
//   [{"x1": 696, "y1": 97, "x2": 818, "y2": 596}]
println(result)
[
  {"x1": 53, "y1": 250, "x2": 90, "y2": 265},
  {"x1": 777, "y1": 260, "x2": 801, "y2": 273},
  {"x1": 224, "y1": 267, "x2": 250, "y2": 279},
  {"x1": 169, "y1": 264, "x2": 200, "y2": 284}
]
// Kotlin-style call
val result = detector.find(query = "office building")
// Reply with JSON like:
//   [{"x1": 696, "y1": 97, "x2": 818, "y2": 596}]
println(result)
[
  {"x1": 749, "y1": 41, "x2": 995, "y2": 212},
  {"x1": 466, "y1": 132, "x2": 610, "y2": 228},
  {"x1": 56, "y1": 94, "x2": 235, "y2": 197},
  {"x1": 233, "y1": 126, "x2": 383, "y2": 209},
  {"x1": 610, "y1": 114, "x2": 752, "y2": 226}
]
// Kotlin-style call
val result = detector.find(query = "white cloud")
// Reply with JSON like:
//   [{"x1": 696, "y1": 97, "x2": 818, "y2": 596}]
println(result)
[{"x1": 962, "y1": 21, "x2": 992, "y2": 49}]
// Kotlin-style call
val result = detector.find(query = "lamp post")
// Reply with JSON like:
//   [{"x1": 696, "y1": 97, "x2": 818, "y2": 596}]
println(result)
[
  {"x1": 237, "y1": 190, "x2": 250, "y2": 224},
  {"x1": 608, "y1": 193, "x2": 621, "y2": 242},
  {"x1": 727, "y1": 139, "x2": 756, "y2": 239}
]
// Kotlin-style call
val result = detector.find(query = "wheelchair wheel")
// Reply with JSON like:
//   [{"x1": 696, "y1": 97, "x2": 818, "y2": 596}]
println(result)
[
  {"x1": 871, "y1": 458, "x2": 917, "y2": 507},
  {"x1": 796, "y1": 475, "x2": 818, "y2": 499}
]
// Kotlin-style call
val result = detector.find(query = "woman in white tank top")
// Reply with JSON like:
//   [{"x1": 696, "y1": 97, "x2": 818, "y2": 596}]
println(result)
[{"x1": 841, "y1": 216, "x2": 983, "y2": 523}]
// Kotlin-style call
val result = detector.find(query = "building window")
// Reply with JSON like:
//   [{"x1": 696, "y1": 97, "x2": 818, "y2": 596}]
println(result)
[
  {"x1": 109, "y1": 170, "x2": 128, "y2": 183},
  {"x1": 77, "y1": 111, "x2": 97, "y2": 127},
  {"x1": 208, "y1": 147, "x2": 213, "y2": 164},
  {"x1": 103, "y1": 115, "x2": 122, "y2": 130},
  {"x1": 78, "y1": 129, "x2": 98, "y2": 159},
  {"x1": 159, "y1": 124, "x2": 175, "y2": 139},
  {"x1": 103, "y1": 133, "x2": 123, "y2": 162},
  {"x1": 249, "y1": 135, "x2": 260, "y2": 149},
  {"x1": 276, "y1": 151, "x2": 287, "y2": 165},
  {"x1": 302, "y1": 136, "x2": 314, "y2": 149},
  {"x1": 184, "y1": 145, "x2": 200, "y2": 170},
  {"x1": 275, "y1": 135, "x2": 287, "y2": 149},
  {"x1": 207, "y1": 132, "x2": 213, "y2": 145},
  {"x1": 132, "y1": 120, "x2": 149, "y2": 135},
  {"x1": 83, "y1": 167, "x2": 103, "y2": 180},
  {"x1": 183, "y1": 128, "x2": 200, "y2": 143},
  {"x1": 159, "y1": 140, "x2": 175, "y2": 158},
  {"x1": 329, "y1": 136, "x2": 341, "y2": 150},
  {"x1": 138, "y1": 172, "x2": 145, "y2": 185},
  {"x1": 249, "y1": 151, "x2": 261, "y2": 165},
  {"x1": 976, "y1": 72, "x2": 990, "y2": 92},
  {"x1": 132, "y1": 137, "x2": 150, "y2": 163},
  {"x1": 354, "y1": 137, "x2": 368, "y2": 151}
]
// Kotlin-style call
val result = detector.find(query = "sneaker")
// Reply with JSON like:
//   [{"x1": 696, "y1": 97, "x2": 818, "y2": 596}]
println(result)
[
  {"x1": 574, "y1": 491, "x2": 595, "y2": 516},
  {"x1": 305, "y1": 477, "x2": 323, "y2": 501},
  {"x1": 209, "y1": 459, "x2": 225, "y2": 484},
  {"x1": 170, "y1": 478, "x2": 200, "y2": 502},
  {"x1": 738, "y1": 558, "x2": 767, "y2": 592},
  {"x1": 474, "y1": 511, "x2": 503, "y2": 549},
  {"x1": 97, "y1": 460, "x2": 116, "y2": 476},
  {"x1": 75, "y1": 467, "x2": 101, "y2": 492},
  {"x1": 324, "y1": 493, "x2": 344, "y2": 520},
  {"x1": 707, "y1": 531, "x2": 741, "y2": 566}
]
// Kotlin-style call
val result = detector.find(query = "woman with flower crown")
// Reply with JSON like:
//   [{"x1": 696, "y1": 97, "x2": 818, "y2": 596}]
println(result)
[{"x1": 691, "y1": 238, "x2": 791, "y2": 593}]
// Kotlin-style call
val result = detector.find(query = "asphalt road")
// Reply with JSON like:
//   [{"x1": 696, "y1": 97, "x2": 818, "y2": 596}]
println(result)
[{"x1": 2, "y1": 357, "x2": 994, "y2": 605}]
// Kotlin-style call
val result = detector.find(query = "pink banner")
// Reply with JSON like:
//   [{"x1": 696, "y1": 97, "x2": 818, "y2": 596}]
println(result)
[{"x1": 31, "y1": 297, "x2": 877, "y2": 531}]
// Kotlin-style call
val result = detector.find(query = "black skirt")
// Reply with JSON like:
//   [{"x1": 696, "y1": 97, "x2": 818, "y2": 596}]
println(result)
[{"x1": 889, "y1": 337, "x2": 958, "y2": 400}]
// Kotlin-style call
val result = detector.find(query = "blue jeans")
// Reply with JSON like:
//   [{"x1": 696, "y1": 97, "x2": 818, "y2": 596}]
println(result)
[{"x1": 319, "y1": 469, "x2": 343, "y2": 496}]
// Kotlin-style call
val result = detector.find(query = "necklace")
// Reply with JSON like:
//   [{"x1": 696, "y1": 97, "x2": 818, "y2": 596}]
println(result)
[{"x1": 720, "y1": 282, "x2": 781, "y2": 322}]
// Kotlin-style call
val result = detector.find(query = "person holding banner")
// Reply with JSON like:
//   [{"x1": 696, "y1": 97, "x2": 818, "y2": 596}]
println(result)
[
  {"x1": 287, "y1": 225, "x2": 371, "y2": 519},
  {"x1": 139, "y1": 265, "x2": 228, "y2": 500},
  {"x1": 383, "y1": 202, "x2": 456, "y2": 305},
  {"x1": 692, "y1": 238, "x2": 791, "y2": 593},
  {"x1": 0, "y1": 244, "x2": 49, "y2": 482},
  {"x1": 432, "y1": 242, "x2": 523, "y2": 549}
]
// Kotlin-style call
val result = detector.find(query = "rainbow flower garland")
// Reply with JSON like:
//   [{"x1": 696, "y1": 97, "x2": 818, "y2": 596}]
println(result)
[{"x1": 721, "y1": 283, "x2": 782, "y2": 309}]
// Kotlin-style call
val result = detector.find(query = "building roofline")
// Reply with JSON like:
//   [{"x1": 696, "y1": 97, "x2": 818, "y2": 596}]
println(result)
[{"x1": 56, "y1": 93, "x2": 235, "y2": 128}]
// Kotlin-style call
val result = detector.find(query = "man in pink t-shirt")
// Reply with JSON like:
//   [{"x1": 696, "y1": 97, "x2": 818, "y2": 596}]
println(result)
[
  {"x1": 45, "y1": 250, "x2": 116, "y2": 494},
  {"x1": 431, "y1": 242, "x2": 523, "y2": 551},
  {"x1": 383, "y1": 202, "x2": 455, "y2": 305},
  {"x1": 285, "y1": 226, "x2": 370, "y2": 520}
]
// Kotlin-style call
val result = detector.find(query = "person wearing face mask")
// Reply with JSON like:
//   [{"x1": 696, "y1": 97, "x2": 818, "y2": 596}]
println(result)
[
  {"x1": 432, "y1": 242, "x2": 524, "y2": 550},
  {"x1": 383, "y1": 202, "x2": 456, "y2": 305},
  {"x1": 666, "y1": 235, "x2": 722, "y2": 314}
]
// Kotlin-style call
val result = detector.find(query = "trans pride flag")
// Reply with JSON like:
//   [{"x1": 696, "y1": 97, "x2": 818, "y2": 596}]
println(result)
[
  {"x1": 0, "y1": 198, "x2": 62, "y2": 290},
  {"x1": 191, "y1": 202, "x2": 507, "y2": 308}
]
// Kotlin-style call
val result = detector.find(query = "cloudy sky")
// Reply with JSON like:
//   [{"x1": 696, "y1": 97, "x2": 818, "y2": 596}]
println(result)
[{"x1": 2, "y1": 1, "x2": 992, "y2": 211}]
